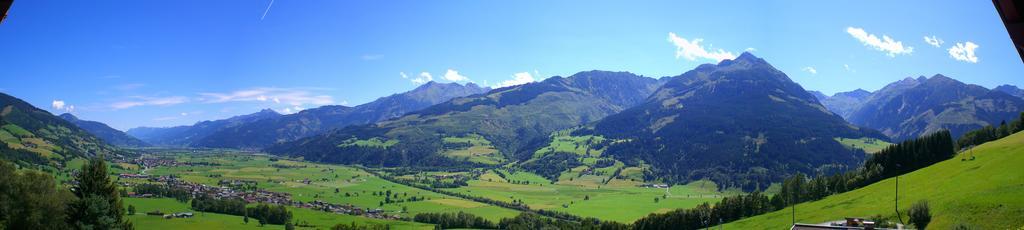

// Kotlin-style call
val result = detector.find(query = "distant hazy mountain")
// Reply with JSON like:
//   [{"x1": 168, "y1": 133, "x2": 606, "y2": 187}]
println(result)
[
  {"x1": 995, "y1": 84, "x2": 1024, "y2": 99},
  {"x1": 59, "y1": 113, "x2": 149, "y2": 147},
  {"x1": 127, "y1": 109, "x2": 282, "y2": 147},
  {"x1": 818, "y1": 89, "x2": 872, "y2": 119},
  {"x1": 847, "y1": 75, "x2": 1024, "y2": 141},
  {"x1": 265, "y1": 71, "x2": 665, "y2": 166},
  {"x1": 194, "y1": 82, "x2": 490, "y2": 149},
  {"x1": 0, "y1": 92, "x2": 122, "y2": 164},
  {"x1": 808, "y1": 90, "x2": 828, "y2": 101},
  {"x1": 581, "y1": 52, "x2": 884, "y2": 189}
]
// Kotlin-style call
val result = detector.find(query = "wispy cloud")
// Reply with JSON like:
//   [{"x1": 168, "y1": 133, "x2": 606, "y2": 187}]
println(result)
[
  {"x1": 948, "y1": 41, "x2": 979, "y2": 63},
  {"x1": 923, "y1": 35, "x2": 944, "y2": 47},
  {"x1": 260, "y1": 0, "x2": 275, "y2": 21},
  {"x1": 667, "y1": 32, "x2": 736, "y2": 62},
  {"x1": 401, "y1": 72, "x2": 434, "y2": 84},
  {"x1": 198, "y1": 87, "x2": 333, "y2": 106},
  {"x1": 152, "y1": 116, "x2": 180, "y2": 121},
  {"x1": 114, "y1": 83, "x2": 145, "y2": 91},
  {"x1": 493, "y1": 72, "x2": 536, "y2": 88},
  {"x1": 111, "y1": 96, "x2": 189, "y2": 109},
  {"x1": 844, "y1": 64, "x2": 855, "y2": 72},
  {"x1": 277, "y1": 105, "x2": 306, "y2": 114},
  {"x1": 802, "y1": 67, "x2": 818, "y2": 75},
  {"x1": 443, "y1": 69, "x2": 470, "y2": 82},
  {"x1": 361, "y1": 54, "x2": 384, "y2": 61},
  {"x1": 846, "y1": 27, "x2": 913, "y2": 57}
]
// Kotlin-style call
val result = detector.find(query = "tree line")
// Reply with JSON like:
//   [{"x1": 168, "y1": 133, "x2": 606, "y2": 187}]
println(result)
[
  {"x1": 132, "y1": 183, "x2": 190, "y2": 202},
  {"x1": 413, "y1": 211, "x2": 496, "y2": 229},
  {"x1": 632, "y1": 130, "x2": 957, "y2": 230},
  {"x1": 0, "y1": 156, "x2": 132, "y2": 230},
  {"x1": 190, "y1": 195, "x2": 292, "y2": 225},
  {"x1": 956, "y1": 112, "x2": 1024, "y2": 150}
]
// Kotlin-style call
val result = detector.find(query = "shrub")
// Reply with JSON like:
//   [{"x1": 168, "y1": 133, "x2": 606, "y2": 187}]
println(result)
[{"x1": 908, "y1": 200, "x2": 931, "y2": 229}]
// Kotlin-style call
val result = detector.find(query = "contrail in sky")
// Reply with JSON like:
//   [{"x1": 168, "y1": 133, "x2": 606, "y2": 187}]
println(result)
[{"x1": 260, "y1": 0, "x2": 275, "y2": 21}]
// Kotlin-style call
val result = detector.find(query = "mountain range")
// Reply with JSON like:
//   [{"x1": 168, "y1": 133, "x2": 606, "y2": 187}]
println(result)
[
  {"x1": 995, "y1": 84, "x2": 1024, "y2": 99},
  {"x1": 817, "y1": 76, "x2": 1024, "y2": 141},
  {"x1": 579, "y1": 53, "x2": 885, "y2": 189},
  {"x1": 813, "y1": 89, "x2": 872, "y2": 119},
  {"x1": 264, "y1": 70, "x2": 665, "y2": 166},
  {"x1": 193, "y1": 81, "x2": 490, "y2": 149},
  {"x1": 8, "y1": 52, "x2": 1017, "y2": 190},
  {"x1": 59, "y1": 113, "x2": 149, "y2": 147},
  {"x1": 126, "y1": 109, "x2": 282, "y2": 146}
]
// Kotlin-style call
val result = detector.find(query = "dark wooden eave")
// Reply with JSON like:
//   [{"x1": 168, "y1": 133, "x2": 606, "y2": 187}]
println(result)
[
  {"x1": 993, "y1": 0, "x2": 1024, "y2": 63},
  {"x1": 0, "y1": 0, "x2": 11, "y2": 24}
]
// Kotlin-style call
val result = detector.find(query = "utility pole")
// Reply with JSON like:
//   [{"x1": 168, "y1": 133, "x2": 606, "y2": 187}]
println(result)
[{"x1": 895, "y1": 176, "x2": 904, "y2": 224}]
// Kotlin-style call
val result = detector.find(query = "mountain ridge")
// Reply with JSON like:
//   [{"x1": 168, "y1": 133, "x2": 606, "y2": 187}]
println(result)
[
  {"x1": 264, "y1": 70, "x2": 666, "y2": 165},
  {"x1": 193, "y1": 81, "x2": 490, "y2": 149},
  {"x1": 580, "y1": 52, "x2": 885, "y2": 189},
  {"x1": 59, "y1": 113, "x2": 150, "y2": 147},
  {"x1": 126, "y1": 108, "x2": 282, "y2": 146},
  {"x1": 846, "y1": 74, "x2": 1024, "y2": 141}
]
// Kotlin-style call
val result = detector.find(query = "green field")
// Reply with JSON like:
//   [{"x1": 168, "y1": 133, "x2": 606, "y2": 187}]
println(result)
[
  {"x1": 125, "y1": 198, "x2": 434, "y2": 230},
  {"x1": 440, "y1": 134, "x2": 506, "y2": 165},
  {"x1": 338, "y1": 137, "x2": 398, "y2": 148},
  {"x1": 835, "y1": 137, "x2": 891, "y2": 154},
  {"x1": 140, "y1": 152, "x2": 519, "y2": 223},
  {"x1": 533, "y1": 129, "x2": 611, "y2": 158},
  {"x1": 725, "y1": 131, "x2": 1024, "y2": 229},
  {"x1": 446, "y1": 171, "x2": 734, "y2": 223}
]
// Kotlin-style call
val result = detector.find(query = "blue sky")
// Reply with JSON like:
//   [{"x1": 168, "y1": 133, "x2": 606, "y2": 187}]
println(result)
[{"x1": 0, "y1": 0, "x2": 1021, "y2": 130}]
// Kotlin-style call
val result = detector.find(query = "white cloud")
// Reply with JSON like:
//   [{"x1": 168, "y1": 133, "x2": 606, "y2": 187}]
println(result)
[
  {"x1": 54, "y1": 100, "x2": 76, "y2": 113},
  {"x1": 667, "y1": 32, "x2": 736, "y2": 62},
  {"x1": 802, "y1": 67, "x2": 818, "y2": 74},
  {"x1": 846, "y1": 27, "x2": 913, "y2": 57},
  {"x1": 745, "y1": 47, "x2": 757, "y2": 52},
  {"x1": 111, "y1": 96, "x2": 189, "y2": 109},
  {"x1": 948, "y1": 41, "x2": 979, "y2": 63},
  {"x1": 52, "y1": 100, "x2": 66, "y2": 110},
  {"x1": 923, "y1": 35, "x2": 944, "y2": 47},
  {"x1": 278, "y1": 105, "x2": 305, "y2": 114},
  {"x1": 180, "y1": 112, "x2": 188, "y2": 116},
  {"x1": 400, "y1": 72, "x2": 409, "y2": 79},
  {"x1": 198, "y1": 87, "x2": 333, "y2": 106},
  {"x1": 443, "y1": 69, "x2": 470, "y2": 82},
  {"x1": 493, "y1": 72, "x2": 536, "y2": 88},
  {"x1": 410, "y1": 72, "x2": 433, "y2": 84},
  {"x1": 844, "y1": 64, "x2": 855, "y2": 72}
]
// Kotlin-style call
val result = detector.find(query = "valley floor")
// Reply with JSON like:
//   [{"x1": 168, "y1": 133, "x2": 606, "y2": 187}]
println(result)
[{"x1": 107, "y1": 149, "x2": 733, "y2": 229}]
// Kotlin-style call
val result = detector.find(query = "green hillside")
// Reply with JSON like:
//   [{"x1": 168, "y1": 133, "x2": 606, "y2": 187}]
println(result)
[
  {"x1": 0, "y1": 93, "x2": 124, "y2": 167},
  {"x1": 723, "y1": 131, "x2": 1024, "y2": 229}
]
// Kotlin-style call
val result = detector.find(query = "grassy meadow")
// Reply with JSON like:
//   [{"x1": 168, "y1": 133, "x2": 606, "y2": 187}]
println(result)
[
  {"x1": 724, "y1": 131, "x2": 1024, "y2": 229},
  {"x1": 446, "y1": 169, "x2": 735, "y2": 223}
]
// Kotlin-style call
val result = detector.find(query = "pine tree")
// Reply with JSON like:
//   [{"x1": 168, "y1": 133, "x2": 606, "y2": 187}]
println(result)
[{"x1": 68, "y1": 156, "x2": 133, "y2": 230}]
